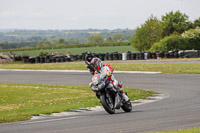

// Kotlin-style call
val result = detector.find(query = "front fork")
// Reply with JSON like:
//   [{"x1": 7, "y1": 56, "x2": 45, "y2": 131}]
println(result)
[{"x1": 114, "y1": 92, "x2": 122, "y2": 109}]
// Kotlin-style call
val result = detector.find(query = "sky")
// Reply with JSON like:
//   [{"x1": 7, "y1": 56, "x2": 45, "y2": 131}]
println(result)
[{"x1": 0, "y1": 0, "x2": 200, "y2": 30}]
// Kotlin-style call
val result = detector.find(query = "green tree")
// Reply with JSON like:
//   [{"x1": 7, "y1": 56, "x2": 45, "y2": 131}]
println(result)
[
  {"x1": 58, "y1": 38, "x2": 65, "y2": 44},
  {"x1": 182, "y1": 27, "x2": 200, "y2": 50},
  {"x1": 112, "y1": 34, "x2": 123, "y2": 42},
  {"x1": 161, "y1": 10, "x2": 191, "y2": 37},
  {"x1": 130, "y1": 16, "x2": 162, "y2": 51},
  {"x1": 87, "y1": 35, "x2": 104, "y2": 44},
  {"x1": 194, "y1": 18, "x2": 200, "y2": 28},
  {"x1": 36, "y1": 41, "x2": 45, "y2": 47},
  {"x1": 151, "y1": 27, "x2": 200, "y2": 51},
  {"x1": 67, "y1": 38, "x2": 80, "y2": 44},
  {"x1": 105, "y1": 37, "x2": 113, "y2": 42}
]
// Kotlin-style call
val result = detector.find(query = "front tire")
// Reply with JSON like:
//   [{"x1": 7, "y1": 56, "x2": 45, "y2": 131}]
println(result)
[{"x1": 100, "y1": 95, "x2": 115, "y2": 114}]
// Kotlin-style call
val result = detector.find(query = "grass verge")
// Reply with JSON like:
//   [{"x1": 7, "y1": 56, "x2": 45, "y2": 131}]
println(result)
[
  {"x1": 1, "y1": 63, "x2": 200, "y2": 74},
  {"x1": 0, "y1": 83, "x2": 155, "y2": 123},
  {"x1": 151, "y1": 127, "x2": 200, "y2": 133}
]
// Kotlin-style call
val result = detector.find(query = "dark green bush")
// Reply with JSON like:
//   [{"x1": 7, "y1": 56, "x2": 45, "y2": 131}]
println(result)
[
  {"x1": 182, "y1": 27, "x2": 200, "y2": 50},
  {"x1": 150, "y1": 35, "x2": 188, "y2": 51},
  {"x1": 39, "y1": 51, "x2": 49, "y2": 56}
]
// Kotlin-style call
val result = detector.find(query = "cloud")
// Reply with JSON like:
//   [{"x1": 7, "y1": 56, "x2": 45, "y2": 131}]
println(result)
[
  {"x1": 0, "y1": 10, "x2": 17, "y2": 17},
  {"x1": 31, "y1": 12, "x2": 45, "y2": 17}
]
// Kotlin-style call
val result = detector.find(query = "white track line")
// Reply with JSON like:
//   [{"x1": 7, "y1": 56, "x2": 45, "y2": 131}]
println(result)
[
  {"x1": 20, "y1": 116, "x2": 80, "y2": 125},
  {"x1": 29, "y1": 93, "x2": 169, "y2": 121},
  {"x1": 0, "y1": 69, "x2": 161, "y2": 74}
]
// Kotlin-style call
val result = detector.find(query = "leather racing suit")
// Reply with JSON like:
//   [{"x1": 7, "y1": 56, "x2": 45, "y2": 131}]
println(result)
[
  {"x1": 97, "y1": 64, "x2": 122, "y2": 91},
  {"x1": 95, "y1": 64, "x2": 129, "y2": 101}
]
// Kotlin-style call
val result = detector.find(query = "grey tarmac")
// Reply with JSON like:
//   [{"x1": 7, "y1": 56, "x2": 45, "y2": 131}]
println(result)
[{"x1": 0, "y1": 70, "x2": 200, "y2": 133}]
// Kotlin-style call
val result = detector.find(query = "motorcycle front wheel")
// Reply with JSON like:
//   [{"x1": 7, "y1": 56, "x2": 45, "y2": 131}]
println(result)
[{"x1": 100, "y1": 95, "x2": 115, "y2": 114}]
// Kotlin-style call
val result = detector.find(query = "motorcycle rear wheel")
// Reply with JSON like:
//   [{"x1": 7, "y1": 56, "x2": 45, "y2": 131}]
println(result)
[
  {"x1": 100, "y1": 95, "x2": 115, "y2": 114},
  {"x1": 121, "y1": 100, "x2": 132, "y2": 112}
]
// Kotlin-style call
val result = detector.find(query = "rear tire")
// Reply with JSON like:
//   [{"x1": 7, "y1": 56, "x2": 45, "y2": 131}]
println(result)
[
  {"x1": 121, "y1": 100, "x2": 132, "y2": 112},
  {"x1": 100, "y1": 95, "x2": 115, "y2": 114}
]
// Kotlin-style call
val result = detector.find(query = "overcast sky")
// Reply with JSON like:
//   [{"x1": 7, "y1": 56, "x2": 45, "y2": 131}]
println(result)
[{"x1": 0, "y1": 0, "x2": 200, "y2": 30}]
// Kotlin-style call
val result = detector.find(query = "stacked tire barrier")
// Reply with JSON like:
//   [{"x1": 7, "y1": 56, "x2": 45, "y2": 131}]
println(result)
[
  {"x1": 0, "y1": 53, "x2": 13, "y2": 63},
  {"x1": 13, "y1": 50, "x2": 200, "y2": 63}
]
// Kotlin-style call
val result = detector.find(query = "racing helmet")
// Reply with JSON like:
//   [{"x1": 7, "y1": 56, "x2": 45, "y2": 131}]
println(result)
[
  {"x1": 85, "y1": 51, "x2": 94, "y2": 62},
  {"x1": 90, "y1": 57, "x2": 102, "y2": 71}
]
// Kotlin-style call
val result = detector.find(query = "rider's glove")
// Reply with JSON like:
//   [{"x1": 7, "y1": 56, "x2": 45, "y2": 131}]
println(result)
[
  {"x1": 106, "y1": 71, "x2": 112, "y2": 76},
  {"x1": 89, "y1": 82, "x2": 93, "y2": 88}
]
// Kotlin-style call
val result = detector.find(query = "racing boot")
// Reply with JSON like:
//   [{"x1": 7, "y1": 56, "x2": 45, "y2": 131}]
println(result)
[{"x1": 114, "y1": 81, "x2": 129, "y2": 102}]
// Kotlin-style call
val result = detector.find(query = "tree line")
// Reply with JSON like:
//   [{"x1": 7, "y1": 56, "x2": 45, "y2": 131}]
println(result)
[
  {"x1": 131, "y1": 11, "x2": 200, "y2": 52},
  {"x1": 0, "y1": 29, "x2": 135, "y2": 50}
]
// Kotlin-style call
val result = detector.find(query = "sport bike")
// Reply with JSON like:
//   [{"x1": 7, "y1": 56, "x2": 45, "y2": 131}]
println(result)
[{"x1": 90, "y1": 73, "x2": 132, "y2": 114}]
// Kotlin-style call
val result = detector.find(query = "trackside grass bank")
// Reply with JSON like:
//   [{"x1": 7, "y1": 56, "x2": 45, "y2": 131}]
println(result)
[
  {"x1": 0, "y1": 83, "x2": 155, "y2": 123},
  {"x1": 1, "y1": 63, "x2": 200, "y2": 74},
  {"x1": 151, "y1": 127, "x2": 200, "y2": 133}
]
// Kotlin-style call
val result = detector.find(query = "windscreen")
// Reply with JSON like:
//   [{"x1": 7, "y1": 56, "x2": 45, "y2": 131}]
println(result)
[{"x1": 92, "y1": 72, "x2": 101, "y2": 86}]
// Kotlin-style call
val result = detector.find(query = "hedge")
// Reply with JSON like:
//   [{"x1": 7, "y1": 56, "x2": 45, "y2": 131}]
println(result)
[{"x1": 0, "y1": 42, "x2": 130, "y2": 52}]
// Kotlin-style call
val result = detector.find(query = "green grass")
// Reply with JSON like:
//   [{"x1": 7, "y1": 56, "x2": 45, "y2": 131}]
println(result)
[
  {"x1": 6, "y1": 45, "x2": 136, "y2": 57},
  {"x1": 151, "y1": 127, "x2": 200, "y2": 133},
  {"x1": 111, "y1": 63, "x2": 200, "y2": 74},
  {"x1": 0, "y1": 83, "x2": 155, "y2": 123},
  {"x1": 1, "y1": 63, "x2": 200, "y2": 74}
]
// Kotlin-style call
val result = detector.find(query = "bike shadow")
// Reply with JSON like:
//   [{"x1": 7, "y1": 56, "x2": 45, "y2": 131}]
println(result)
[{"x1": 83, "y1": 109, "x2": 145, "y2": 117}]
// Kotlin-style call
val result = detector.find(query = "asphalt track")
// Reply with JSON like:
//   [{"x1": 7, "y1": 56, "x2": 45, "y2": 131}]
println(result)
[{"x1": 0, "y1": 70, "x2": 200, "y2": 133}]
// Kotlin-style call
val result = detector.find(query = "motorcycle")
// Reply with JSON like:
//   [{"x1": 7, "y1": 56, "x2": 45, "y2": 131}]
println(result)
[{"x1": 90, "y1": 72, "x2": 132, "y2": 114}]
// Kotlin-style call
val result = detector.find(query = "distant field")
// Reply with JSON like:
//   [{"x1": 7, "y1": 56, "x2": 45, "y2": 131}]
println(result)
[{"x1": 8, "y1": 46, "x2": 136, "y2": 57}]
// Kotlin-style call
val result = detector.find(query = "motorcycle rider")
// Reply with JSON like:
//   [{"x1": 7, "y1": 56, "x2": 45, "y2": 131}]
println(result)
[
  {"x1": 85, "y1": 51, "x2": 95, "y2": 75},
  {"x1": 89, "y1": 57, "x2": 129, "y2": 101}
]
